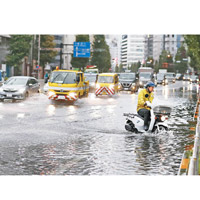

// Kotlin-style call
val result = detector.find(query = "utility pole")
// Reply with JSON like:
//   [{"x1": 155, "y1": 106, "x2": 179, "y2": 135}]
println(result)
[{"x1": 37, "y1": 35, "x2": 40, "y2": 79}]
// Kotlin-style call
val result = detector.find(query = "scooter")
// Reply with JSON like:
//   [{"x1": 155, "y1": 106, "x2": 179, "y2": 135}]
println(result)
[{"x1": 124, "y1": 102, "x2": 171, "y2": 134}]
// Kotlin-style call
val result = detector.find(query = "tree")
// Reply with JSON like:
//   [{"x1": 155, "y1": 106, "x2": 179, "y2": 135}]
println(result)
[
  {"x1": 40, "y1": 35, "x2": 57, "y2": 68},
  {"x1": 71, "y1": 35, "x2": 90, "y2": 70},
  {"x1": 184, "y1": 35, "x2": 200, "y2": 70},
  {"x1": 146, "y1": 57, "x2": 154, "y2": 68},
  {"x1": 91, "y1": 35, "x2": 111, "y2": 72},
  {"x1": 174, "y1": 45, "x2": 188, "y2": 73},
  {"x1": 6, "y1": 35, "x2": 32, "y2": 70},
  {"x1": 130, "y1": 63, "x2": 138, "y2": 72}
]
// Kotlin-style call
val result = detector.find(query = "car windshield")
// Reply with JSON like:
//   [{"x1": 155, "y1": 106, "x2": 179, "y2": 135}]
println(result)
[
  {"x1": 140, "y1": 73, "x2": 151, "y2": 78},
  {"x1": 84, "y1": 75, "x2": 97, "y2": 82},
  {"x1": 119, "y1": 73, "x2": 135, "y2": 80},
  {"x1": 166, "y1": 74, "x2": 174, "y2": 78},
  {"x1": 5, "y1": 78, "x2": 27, "y2": 85},
  {"x1": 49, "y1": 72, "x2": 76, "y2": 84},
  {"x1": 191, "y1": 75, "x2": 197, "y2": 79},
  {"x1": 98, "y1": 76, "x2": 113, "y2": 83}
]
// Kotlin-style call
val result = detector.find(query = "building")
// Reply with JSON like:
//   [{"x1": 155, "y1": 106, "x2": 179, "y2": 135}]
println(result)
[
  {"x1": 121, "y1": 35, "x2": 147, "y2": 68},
  {"x1": 105, "y1": 35, "x2": 121, "y2": 71},
  {"x1": 49, "y1": 35, "x2": 63, "y2": 70},
  {"x1": 0, "y1": 35, "x2": 10, "y2": 67}
]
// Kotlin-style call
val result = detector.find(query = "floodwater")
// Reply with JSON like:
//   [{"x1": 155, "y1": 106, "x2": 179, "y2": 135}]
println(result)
[{"x1": 0, "y1": 81, "x2": 198, "y2": 175}]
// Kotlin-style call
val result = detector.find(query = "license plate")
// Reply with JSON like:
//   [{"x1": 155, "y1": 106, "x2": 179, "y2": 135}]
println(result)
[
  {"x1": 124, "y1": 88, "x2": 129, "y2": 90},
  {"x1": 58, "y1": 95, "x2": 65, "y2": 100},
  {"x1": 7, "y1": 94, "x2": 12, "y2": 97}
]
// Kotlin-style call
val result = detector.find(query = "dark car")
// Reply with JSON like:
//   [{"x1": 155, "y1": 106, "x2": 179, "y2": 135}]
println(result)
[
  {"x1": 139, "y1": 72, "x2": 156, "y2": 88},
  {"x1": 165, "y1": 73, "x2": 176, "y2": 83},
  {"x1": 156, "y1": 73, "x2": 168, "y2": 85},
  {"x1": 118, "y1": 73, "x2": 139, "y2": 93},
  {"x1": 176, "y1": 73, "x2": 183, "y2": 80},
  {"x1": 183, "y1": 74, "x2": 190, "y2": 81},
  {"x1": 0, "y1": 76, "x2": 40, "y2": 102},
  {"x1": 189, "y1": 75, "x2": 199, "y2": 83},
  {"x1": 84, "y1": 73, "x2": 98, "y2": 92}
]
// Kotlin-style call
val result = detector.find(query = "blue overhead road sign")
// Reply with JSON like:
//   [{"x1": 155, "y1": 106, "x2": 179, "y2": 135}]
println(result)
[{"x1": 74, "y1": 42, "x2": 90, "y2": 58}]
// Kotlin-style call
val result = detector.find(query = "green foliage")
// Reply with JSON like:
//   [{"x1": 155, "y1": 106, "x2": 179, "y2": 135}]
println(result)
[
  {"x1": 40, "y1": 35, "x2": 57, "y2": 67},
  {"x1": 71, "y1": 35, "x2": 90, "y2": 70},
  {"x1": 115, "y1": 64, "x2": 119, "y2": 72},
  {"x1": 6, "y1": 35, "x2": 33, "y2": 67},
  {"x1": 174, "y1": 45, "x2": 188, "y2": 73},
  {"x1": 146, "y1": 57, "x2": 154, "y2": 68},
  {"x1": 184, "y1": 35, "x2": 200, "y2": 70},
  {"x1": 130, "y1": 63, "x2": 138, "y2": 72},
  {"x1": 91, "y1": 35, "x2": 111, "y2": 73}
]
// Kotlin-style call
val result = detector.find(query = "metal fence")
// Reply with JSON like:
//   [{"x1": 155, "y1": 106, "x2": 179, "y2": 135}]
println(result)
[{"x1": 188, "y1": 104, "x2": 200, "y2": 175}]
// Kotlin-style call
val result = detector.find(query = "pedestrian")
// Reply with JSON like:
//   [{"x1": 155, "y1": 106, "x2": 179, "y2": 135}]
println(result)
[
  {"x1": 137, "y1": 81, "x2": 155, "y2": 131},
  {"x1": 44, "y1": 72, "x2": 49, "y2": 83}
]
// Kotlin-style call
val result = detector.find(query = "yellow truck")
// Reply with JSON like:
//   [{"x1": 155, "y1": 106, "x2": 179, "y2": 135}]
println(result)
[
  {"x1": 95, "y1": 73, "x2": 119, "y2": 96},
  {"x1": 47, "y1": 68, "x2": 89, "y2": 102}
]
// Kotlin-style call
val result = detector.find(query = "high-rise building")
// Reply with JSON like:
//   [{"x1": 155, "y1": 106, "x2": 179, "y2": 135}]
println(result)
[
  {"x1": 121, "y1": 35, "x2": 147, "y2": 68},
  {"x1": 105, "y1": 35, "x2": 121, "y2": 71}
]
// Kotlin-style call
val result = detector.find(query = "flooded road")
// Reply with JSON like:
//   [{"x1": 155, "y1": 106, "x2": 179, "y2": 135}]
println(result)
[{"x1": 0, "y1": 81, "x2": 198, "y2": 175}]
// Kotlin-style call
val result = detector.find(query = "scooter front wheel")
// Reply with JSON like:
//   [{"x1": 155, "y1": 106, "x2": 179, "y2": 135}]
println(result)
[{"x1": 154, "y1": 125, "x2": 168, "y2": 134}]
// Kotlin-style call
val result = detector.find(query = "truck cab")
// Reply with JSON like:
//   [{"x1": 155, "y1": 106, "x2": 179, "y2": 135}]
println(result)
[{"x1": 47, "y1": 69, "x2": 89, "y2": 101}]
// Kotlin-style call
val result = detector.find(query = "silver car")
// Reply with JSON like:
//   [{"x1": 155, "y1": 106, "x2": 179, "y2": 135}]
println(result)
[{"x1": 0, "y1": 76, "x2": 40, "y2": 102}]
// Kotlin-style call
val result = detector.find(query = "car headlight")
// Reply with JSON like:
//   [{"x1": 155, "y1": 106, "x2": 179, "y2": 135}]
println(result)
[
  {"x1": 69, "y1": 92, "x2": 77, "y2": 98},
  {"x1": 140, "y1": 81, "x2": 143, "y2": 85},
  {"x1": 0, "y1": 88, "x2": 3, "y2": 92},
  {"x1": 19, "y1": 88, "x2": 26, "y2": 93},
  {"x1": 165, "y1": 79, "x2": 168, "y2": 83}
]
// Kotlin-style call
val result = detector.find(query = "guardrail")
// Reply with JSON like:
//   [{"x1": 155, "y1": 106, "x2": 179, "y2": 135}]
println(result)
[{"x1": 188, "y1": 105, "x2": 200, "y2": 175}]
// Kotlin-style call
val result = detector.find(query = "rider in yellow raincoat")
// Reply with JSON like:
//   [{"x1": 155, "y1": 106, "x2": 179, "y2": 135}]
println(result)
[{"x1": 137, "y1": 81, "x2": 155, "y2": 131}]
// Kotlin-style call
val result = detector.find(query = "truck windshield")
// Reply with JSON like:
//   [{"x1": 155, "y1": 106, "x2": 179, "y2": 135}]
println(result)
[
  {"x1": 166, "y1": 74, "x2": 174, "y2": 78},
  {"x1": 157, "y1": 74, "x2": 165, "y2": 79},
  {"x1": 140, "y1": 73, "x2": 151, "y2": 78},
  {"x1": 98, "y1": 76, "x2": 113, "y2": 83},
  {"x1": 119, "y1": 73, "x2": 135, "y2": 80},
  {"x1": 84, "y1": 75, "x2": 97, "y2": 82},
  {"x1": 50, "y1": 72, "x2": 76, "y2": 84}
]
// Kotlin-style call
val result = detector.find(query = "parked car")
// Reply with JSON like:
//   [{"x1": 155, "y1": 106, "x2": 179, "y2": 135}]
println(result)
[
  {"x1": 156, "y1": 73, "x2": 168, "y2": 85},
  {"x1": 84, "y1": 73, "x2": 98, "y2": 92},
  {"x1": 118, "y1": 73, "x2": 139, "y2": 93},
  {"x1": 0, "y1": 76, "x2": 40, "y2": 102},
  {"x1": 165, "y1": 73, "x2": 176, "y2": 83},
  {"x1": 189, "y1": 75, "x2": 199, "y2": 83}
]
